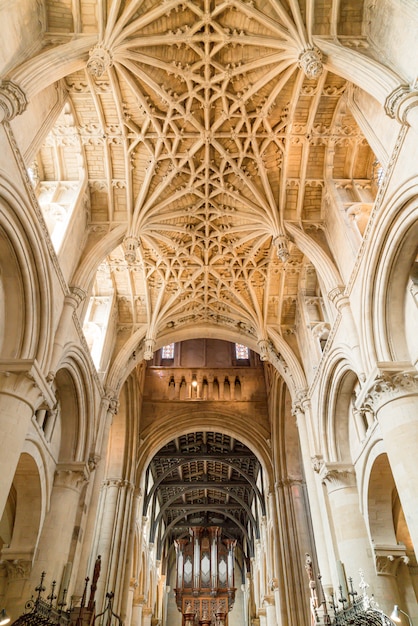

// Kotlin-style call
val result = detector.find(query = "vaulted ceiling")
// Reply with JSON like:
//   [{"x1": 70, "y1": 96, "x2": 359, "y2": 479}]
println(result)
[{"x1": 33, "y1": 0, "x2": 376, "y2": 371}]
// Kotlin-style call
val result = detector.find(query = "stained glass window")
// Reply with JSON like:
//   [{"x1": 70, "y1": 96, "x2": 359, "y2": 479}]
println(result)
[
  {"x1": 161, "y1": 343, "x2": 175, "y2": 359},
  {"x1": 235, "y1": 343, "x2": 249, "y2": 359}
]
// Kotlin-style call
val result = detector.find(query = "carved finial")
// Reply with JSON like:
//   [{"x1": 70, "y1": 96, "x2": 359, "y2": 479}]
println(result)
[
  {"x1": 144, "y1": 337, "x2": 155, "y2": 360},
  {"x1": 298, "y1": 47, "x2": 323, "y2": 79},
  {"x1": 257, "y1": 339, "x2": 269, "y2": 361},
  {"x1": 0, "y1": 80, "x2": 27, "y2": 122},
  {"x1": 273, "y1": 234, "x2": 289, "y2": 263},
  {"x1": 87, "y1": 43, "x2": 113, "y2": 78},
  {"x1": 123, "y1": 235, "x2": 140, "y2": 264}
]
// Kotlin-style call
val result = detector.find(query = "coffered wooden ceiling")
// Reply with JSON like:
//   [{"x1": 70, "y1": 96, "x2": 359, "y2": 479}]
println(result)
[{"x1": 36, "y1": 0, "x2": 375, "y2": 366}]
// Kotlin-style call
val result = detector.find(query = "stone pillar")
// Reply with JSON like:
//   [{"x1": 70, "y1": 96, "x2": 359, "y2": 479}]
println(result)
[
  {"x1": 0, "y1": 360, "x2": 55, "y2": 514},
  {"x1": 357, "y1": 368, "x2": 418, "y2": 553},
  {"x1": 292, "y1": 396, "x2": 335, "y2": 594},
  {"x1": 262, "y1": 595, "x2": 276, "y2": 626},
  {"x1": 94, "y1": 478, "x2": 135, "y2": 611},
  {"x1": 319, "y1": 463, "x2": 376, "y2": 595},
  {"x1": 30, "y1": 463, "x2": 89, "y2": 585},
  {"x1": 48, "y1": 287, "x2": 86, "y2": 378},
  {"x1": 73, "y1": 392, "x2": 119, "y2": 600}
]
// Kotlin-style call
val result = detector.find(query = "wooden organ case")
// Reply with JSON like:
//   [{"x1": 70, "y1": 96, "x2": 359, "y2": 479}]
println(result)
[{"x1": 174, "y1": 527, "x2": 237, "y2": 626}]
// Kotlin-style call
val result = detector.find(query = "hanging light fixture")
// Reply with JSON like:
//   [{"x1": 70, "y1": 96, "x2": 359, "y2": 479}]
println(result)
[
  {"x1": 390, "y1": 605, "x2": 413, "y2": 626},
  {"x1": 0, "y1": 609, "x2": 10, "y2": 625}
]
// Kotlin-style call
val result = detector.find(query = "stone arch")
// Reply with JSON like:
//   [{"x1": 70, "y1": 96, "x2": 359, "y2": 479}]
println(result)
[
  {"x1": 54, "y1": 357, "x2": 94, "y2": 464},
  {"x1": 0, "y1": 452, "x2": 43, "y2": 567},
  {"x1": 317, "y1": 353, "x2": 361, "y2": 463},
  {"x1": 135, "y1": 407, "x2": 272, "y2": 497},
  {"x1": 361, "y1": 180, "x2": 418, "y2": 366},
  {"x1": 0, "y1": 186, "x2": 53, "y2": 365}
]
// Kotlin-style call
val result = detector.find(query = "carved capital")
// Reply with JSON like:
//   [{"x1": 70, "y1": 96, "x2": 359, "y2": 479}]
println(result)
[
  {"x1": 3, "y1": 558, "x2": 32, "y2": 580},
  {"x1": 327, "y1": 286, "x2": 349, "y2": 310},
  {"x1": 298, "y1": 47, "x2": 323, "y2": 79},
  {"x1": 55, "y1": 463, "x2": 89, "y2": 491},
  {"x1": 375, "y1": 550, "x2": 409, "y2": 576},
  {"x1": 385, "y1": 84, "x2": 418, "y2": 125},
  {"x1": 104, "y1": 390, "x2": 119, "y2": 415},
  {"x1": 363, "y1": 370, "x2": 418, "y2": 412},
  {"x1": 319, "y1": 462, "x2": 356, "y2": 491},
  {"x1": 87, "y1": 43, "x2": 113, "y2": 78},
  {"x1": 68, "y1": 286, "x2": 87, "y2": 308},
  {"x1": 311, "y1": 455, "x2": 324, "y2": 473},
  {"x1": 0, "y1": 80, "x2": 27, "y2": 122}
]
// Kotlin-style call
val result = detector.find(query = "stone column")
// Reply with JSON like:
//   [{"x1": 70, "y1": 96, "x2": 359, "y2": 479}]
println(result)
[
  {"x1": 319, "y1": 463, "x2": 377, "y2": 595},
  {"x1": 48, "y1": 287, "x2": 86, "y2": 378},
  {"x1": 292, "y1": 396, "x2": 335, "y2": 594},
  {"x1": 94, "y1": 478, "x2": 135, "y2": 610},
  {"x1": 262, "y1": 595, "x2": 276, "y2": 626},
  {"x1": 0, "y1": 360, "x2": 55, "y2": 514},
  {"x1": 357, "y1": 368, "x2": 418, "y2": 553},
  {"x1": 30, "y1": 463, "x2": 89, "y2": 584},
  {"x1": 73, "y1": 392, "x2": 119, "y2": 600}
]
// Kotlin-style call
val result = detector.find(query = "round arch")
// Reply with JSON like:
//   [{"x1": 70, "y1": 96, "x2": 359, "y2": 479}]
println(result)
[
  {"x1": 0, "y1": 182, "x2": 54, "y2": 366},
  {"x1": 361, "y1": 180, "x2": 418, "y2": 366}
]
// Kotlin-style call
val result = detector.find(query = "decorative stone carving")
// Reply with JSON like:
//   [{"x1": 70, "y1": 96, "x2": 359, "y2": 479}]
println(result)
[
  {"x1": 327, "y1": 286, "x2": 349, "y2": 310},
  {"x1": 257, "y1": 339, "x2": 269, "y2": 361},
  {"x1": 273, "y1": 234, "x2": 289, "y2": 263},
  {"x1": 124, "y1": 235, "x2": 141, "y2": 264},
  {"x1": 319, "y1": 462, "x2": 356, "y2": 491},
  {"x1": 0, "y1": 80, "x2": 27, "y2": 122},
  {"x1": 374, "y1": 547, "x2": 409, "y2": 576},
  {"x1": 363, "y1": 370, "x2": 418, "y2": 412},
  {"x1": 311, "y1": 455, "x2": 324, "y2": 473},
  {"x1": 3, "y1": 559, "x2": 32, "y2": 580},
  {"x1": 384, "y1": 84, "x2": 418, "y2": 125},
  {"x1": 55, "y1": 463, "x2": 89, "y2": 491},
  {"x1": 87, "y1": 43, "x2": 113, "y2": 78},
  {"x1": 144, "y1": 337, "x2": 156, "y2": 360},
  {"x1": 298, "y1": 47, "x2": 323, "y2": 79}
]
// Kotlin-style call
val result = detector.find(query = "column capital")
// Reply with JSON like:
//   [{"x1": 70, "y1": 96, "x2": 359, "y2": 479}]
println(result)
[
  {"x1": 291, "y1": 390, "x2": 310, "y2": 416},
  {"x1": 327, "y1": 285, "x2": 349, "y2": 310},
  {"x1": 0, "y1": 358, "x2": 56, "y2": 408},
  {"x1": 319, "y1": 462, "x2": 356, "y2": 491},
  {"x1": 103, "y1": 389, "x2": 119, "y2": 415},
  {"x1": 385, "y1": 84, "x2": 418, "y2": 125},
  {"x1": 66, "y1": 286, "x2": 87, "y2": 308},
  {"x1": 374, "y1": 545, "x2": 409, "y2": 576},
  {"x1": 55, "y1": 462, "x2": 90, "y2": 491},
  {"x1": 3, "y1": 558, "x2": 32, "y2": 580},
  {"x1": 356, "y1": 365, "x2": 418, "y2": 412},
  {"x1": 0, "y1": 80, "x2": 27, "y2": 122}
]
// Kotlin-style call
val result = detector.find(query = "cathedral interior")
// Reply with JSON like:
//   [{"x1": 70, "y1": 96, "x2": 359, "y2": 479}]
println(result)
[{"x1": 0, "y1": 0, "x2": 417, "y2": 625}]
